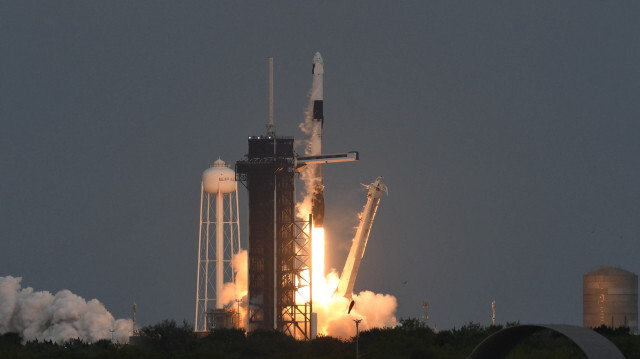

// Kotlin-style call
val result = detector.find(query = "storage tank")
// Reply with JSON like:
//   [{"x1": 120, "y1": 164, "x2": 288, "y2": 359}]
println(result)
[
  {"x1": 583, "y1": 266, "x2": 638, "y2": 333},
  {"x1": 202, "y1": 159, "x2": 236, "y2": 194}
]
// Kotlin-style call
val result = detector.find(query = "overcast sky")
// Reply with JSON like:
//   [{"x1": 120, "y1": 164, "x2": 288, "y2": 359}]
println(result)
[{"x1": 2, "y1": 1, "x2": 639, "y2": 330}]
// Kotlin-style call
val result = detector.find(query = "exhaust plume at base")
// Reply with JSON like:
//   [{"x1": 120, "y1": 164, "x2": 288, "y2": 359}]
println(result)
[
  {"x1": 312, "y1": 270, "x2": 397, "y2": 338},
  {"x1": 217, "y1": 249, "x2": 249, "y2": 329},
  {"x1": 297, "y1": 52, "x2": 397, "y2": 338},
  {"x1": 0, "y1": 276, "x2": 131, "y2": 343}
]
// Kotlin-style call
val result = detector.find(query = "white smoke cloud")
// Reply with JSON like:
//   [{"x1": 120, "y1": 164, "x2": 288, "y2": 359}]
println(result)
[
  {"x1": 0, "y1": 276, "x2": 132, "y2": 343},
  {"x1": 298, "y1": 106, "x2": 313, "y2": 136},
  {"x1": 311, "y1": 271, "x2": 398, "y2": 338},
  {"x1": 296, "y1": 105, "x2": 316, "y2": 221},
  {"x1": 217, "y1": 250, "x2": 249, "y2": 329}
]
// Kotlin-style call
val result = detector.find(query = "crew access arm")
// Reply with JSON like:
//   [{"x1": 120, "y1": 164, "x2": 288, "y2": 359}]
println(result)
[{"x1": 335, "y1": 176, "x2": 387, "y2": 299}]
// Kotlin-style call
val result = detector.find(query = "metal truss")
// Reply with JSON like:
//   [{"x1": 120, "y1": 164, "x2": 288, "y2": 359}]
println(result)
[{"x1": 277, "y1": 215, "x2": 313, "y2": 340}]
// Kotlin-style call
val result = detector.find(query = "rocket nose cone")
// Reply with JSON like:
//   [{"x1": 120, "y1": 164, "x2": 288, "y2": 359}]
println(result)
[{"x1": 313, "y1": 52, "x2": 323, "y2": 64}]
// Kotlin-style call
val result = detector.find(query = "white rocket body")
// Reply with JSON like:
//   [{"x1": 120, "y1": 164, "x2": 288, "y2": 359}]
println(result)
[{"x1": 310, "y1": 52, "x2": 325, "y2": 227}]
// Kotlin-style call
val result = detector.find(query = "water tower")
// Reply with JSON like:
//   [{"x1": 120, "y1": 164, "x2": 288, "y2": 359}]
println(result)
[
  {"x1": 195, "y1": 158, "x2": 241, "y2": 331},
  {"x1": 583, "y1": 266, "x2": 638, "y2": 333}
]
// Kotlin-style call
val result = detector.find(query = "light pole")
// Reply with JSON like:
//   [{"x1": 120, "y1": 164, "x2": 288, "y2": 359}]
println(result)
[
  {"x1": 235, "y1": 299, "x2": 242, "y2": 329},
  {"x1": 354, "y1": 319, "x2": 362, "y2": 359}
]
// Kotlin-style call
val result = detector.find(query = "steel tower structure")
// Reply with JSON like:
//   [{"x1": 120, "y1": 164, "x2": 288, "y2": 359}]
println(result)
[
  {"x1": 236, "y1": 136, "x2": 313, "y2": 339},
  {"x1": 232, "y1": 55, "x2": 356, "y2": 339}
]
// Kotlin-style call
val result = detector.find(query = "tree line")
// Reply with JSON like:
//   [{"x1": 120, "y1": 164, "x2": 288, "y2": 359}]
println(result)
[{"x1": 1, "y1": 318, "x2": 639, "y2": 358}]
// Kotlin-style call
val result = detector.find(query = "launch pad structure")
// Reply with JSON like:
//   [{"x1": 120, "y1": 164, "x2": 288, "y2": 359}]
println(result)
[
  {"x1": 231, "y1": 54, "x2": 359, "y2": 339},
  {"x1": 235, "y1": 136, "x2": 359, "y2": 339},
  {"x1": 192, "y1": 54, "x2": 380, "y2": 340},
  {"x1": 236, "y1": 136, "x2": 313, "y2": 339}
]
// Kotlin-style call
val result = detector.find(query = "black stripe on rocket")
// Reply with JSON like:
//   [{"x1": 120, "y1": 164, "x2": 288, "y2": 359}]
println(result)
[
  {"x1": 311, "y1": 98, "x2": 325, "y2": 226},
  {"x1": 313, "y1": 100, "x2": 324, "y2": 123}
]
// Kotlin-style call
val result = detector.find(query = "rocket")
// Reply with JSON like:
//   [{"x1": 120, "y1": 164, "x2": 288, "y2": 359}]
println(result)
[{"x1": 310, "y1": 52, "x2": 325, "y2": 227}]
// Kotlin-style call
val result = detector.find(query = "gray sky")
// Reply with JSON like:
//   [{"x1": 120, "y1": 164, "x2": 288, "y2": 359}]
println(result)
[{"x1": 2, "y1": 1, "x2": 639, "y2": 329}]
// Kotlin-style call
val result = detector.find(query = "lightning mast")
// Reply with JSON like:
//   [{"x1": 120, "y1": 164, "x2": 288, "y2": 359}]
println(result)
[{"x1": 266, "y1": 57, "x2": 275, "y2": 136}]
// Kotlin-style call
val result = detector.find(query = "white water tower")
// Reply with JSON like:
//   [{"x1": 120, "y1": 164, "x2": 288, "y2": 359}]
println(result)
[{"x1": 195, "y1": 158, "x2": 241, "y2": 331}]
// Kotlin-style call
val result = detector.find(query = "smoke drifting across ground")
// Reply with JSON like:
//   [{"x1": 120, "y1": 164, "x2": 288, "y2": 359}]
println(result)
[{"x1": 0, "y1": 276, "x2": 131, "y2": 343}]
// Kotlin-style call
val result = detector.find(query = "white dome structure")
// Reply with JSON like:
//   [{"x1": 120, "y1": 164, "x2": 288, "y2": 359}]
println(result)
[{"x1": 202, "y1": 159, "x2": 236, "y2": 194}]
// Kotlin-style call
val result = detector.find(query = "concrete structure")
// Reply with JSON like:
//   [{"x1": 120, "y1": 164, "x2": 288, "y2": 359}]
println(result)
[
  {"x1": 468, "y1": 324, "x2": 624, "y2": 359},
  {"x1": 208, "y1": 308, "x2": 236, "y2": 329},
  {"x1": 583, "y1": 266, "x2": 638, "y2": 333}
]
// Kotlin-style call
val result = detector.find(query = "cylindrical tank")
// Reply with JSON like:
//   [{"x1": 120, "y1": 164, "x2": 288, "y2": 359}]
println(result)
[
  {"x1": 202, "y1": 159, "x2": 236, "y2": 194},
  {"x1": 583, "y1": 266, "x2": 638, "y2": 333}
]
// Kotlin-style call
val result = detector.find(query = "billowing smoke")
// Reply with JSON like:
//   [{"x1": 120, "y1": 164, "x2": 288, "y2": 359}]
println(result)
[
  {"x1": 296, "y1": 107, "x2": 316, "y2": 221},
  {"x1": 0, "y1": 276, "x2": 131, "y2": 343},
  {"x1": 313, "y1": 271, "x2": 397, "y2": 338},
  {"x1": 217, "y1": 250, "x2": 249, "y2": 329}
]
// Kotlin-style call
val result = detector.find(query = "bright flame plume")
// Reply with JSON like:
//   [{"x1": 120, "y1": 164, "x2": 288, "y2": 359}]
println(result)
[{"x1": 295, "y1": 63, "x2": 397, "y2": 337}]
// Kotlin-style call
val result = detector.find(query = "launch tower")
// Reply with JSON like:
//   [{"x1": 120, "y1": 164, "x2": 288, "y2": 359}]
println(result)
[
  {"x1": 236, "y1": 136, "x2": 313, "y2": 338},
  {"x1": 234, "y1": 54, "x2": 358, "y2": 339}
]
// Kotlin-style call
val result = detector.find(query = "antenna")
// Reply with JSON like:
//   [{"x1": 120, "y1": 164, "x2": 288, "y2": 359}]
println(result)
[
  {"x1": 422, "y1": 301, "x2": 429, "y2": 328},
  {"x1": 132, "y1": 302, "x2": 138, "y2": 335},
  {"x1": 491, "y1": 300, "x2": 496, "y2": 326},
  {"x1": 266, "y1": 57, "x2": 275, "y2": 136}
]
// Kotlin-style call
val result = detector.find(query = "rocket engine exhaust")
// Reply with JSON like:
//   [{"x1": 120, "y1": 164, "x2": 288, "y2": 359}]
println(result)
[
  {"x1": 296, "y1": 53, "x2": 397, "y2": 338},
  {"x1": 310, "y1": 52, "x2": 325, "y2": 227}
]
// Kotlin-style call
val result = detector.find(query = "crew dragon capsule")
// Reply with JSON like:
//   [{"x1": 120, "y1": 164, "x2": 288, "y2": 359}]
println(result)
[{"x1": 310, "y1": 52, "x2": 325, "y2": 227}]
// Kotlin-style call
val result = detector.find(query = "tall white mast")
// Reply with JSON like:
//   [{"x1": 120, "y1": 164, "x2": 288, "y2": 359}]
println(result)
[{"x1": 266, "y1": 57, "x2": 275, "y2": 136}]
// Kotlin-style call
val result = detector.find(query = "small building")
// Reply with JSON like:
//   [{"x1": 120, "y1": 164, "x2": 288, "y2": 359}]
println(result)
[
  {"x1": 583, "y1": 266, "x2": 638, "y2": 333},
  {"x1": 207, "y1": 308, "x2": 237, "y2": 330}
]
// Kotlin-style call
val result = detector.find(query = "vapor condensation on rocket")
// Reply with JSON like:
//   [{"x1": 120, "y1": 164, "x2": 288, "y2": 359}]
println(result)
[{"x1": 310, "y1": 52, "x2": 325, "y2": 227}]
